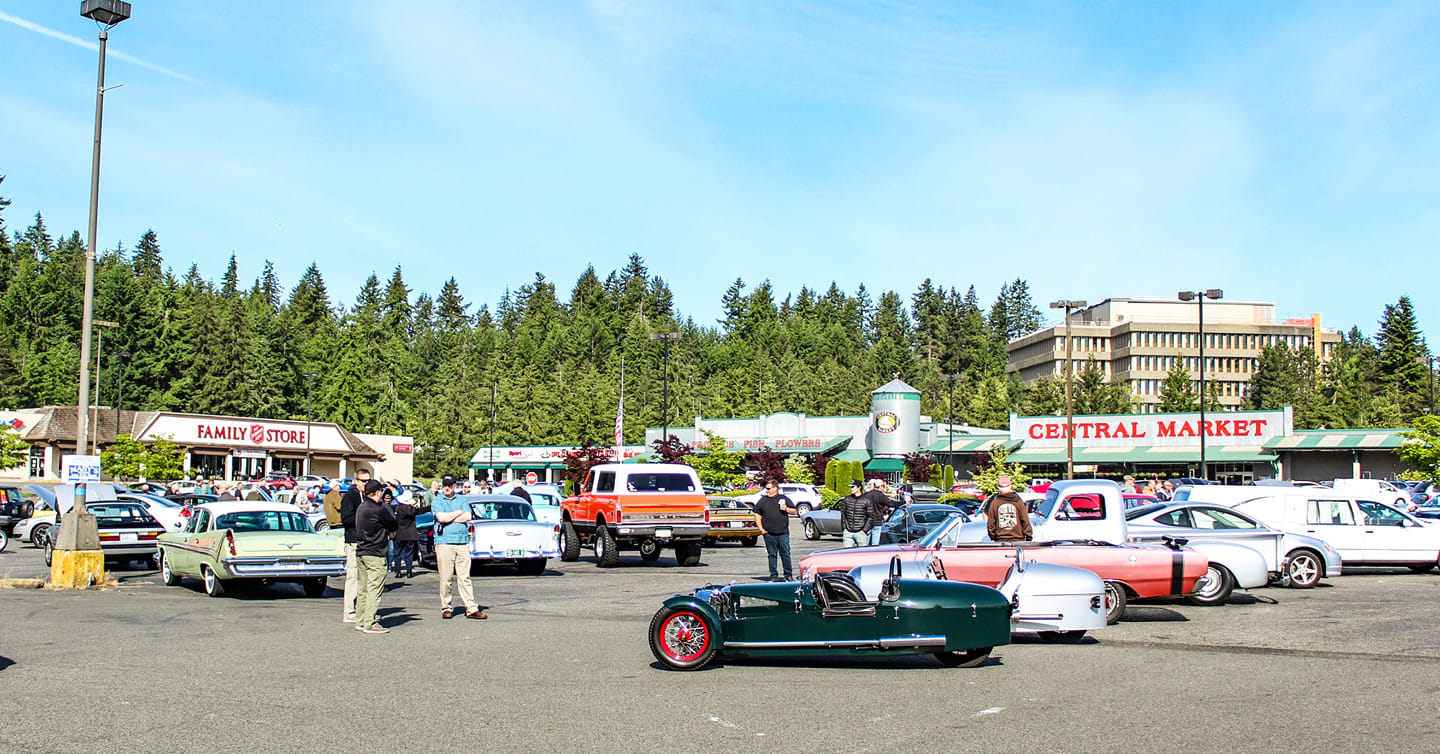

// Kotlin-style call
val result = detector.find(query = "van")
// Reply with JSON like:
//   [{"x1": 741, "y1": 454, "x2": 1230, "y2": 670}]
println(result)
[
  {"x1": 1330, "y1": 479, "x2": 1411, "y2": 509},
  {"x1": 1234, "y1": 493, "x2": 1440, "y2": 570}
]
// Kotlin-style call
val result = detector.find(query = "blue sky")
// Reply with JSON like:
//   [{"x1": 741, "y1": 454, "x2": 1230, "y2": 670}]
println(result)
[{"x1": 1, "y1": 1, "x2": 1436, "y2": 342}]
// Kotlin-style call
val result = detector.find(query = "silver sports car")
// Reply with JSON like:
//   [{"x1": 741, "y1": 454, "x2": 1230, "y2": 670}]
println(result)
[{"x1": 1125, "y1": 502, "x2": 1342, "y2": 588}]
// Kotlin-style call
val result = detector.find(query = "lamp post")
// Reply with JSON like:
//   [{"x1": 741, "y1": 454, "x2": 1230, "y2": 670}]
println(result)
[
  {"x1": 301, "y1": 372, "x2": 317, "y2": 476},
  {"x1": 1179, "y1": 289, "x2": 1223, "y2": 480},
  {"x1": 1418, "y1": 355, "x2": 1437, "y2": 415},
  {"x1": 941, "y1": 373, "x2": 961, "y2": 468},
  {"x1": 90, "y1": 319, "x2": 118, "y2": 453},
  {"x1": 57, "y1": 0, "x2": 131, "y2": 587},
  {"x1": 1049, "y1": 300, "x2": 1088, "y2": 480},
  {"x1": 489, "y1": 384, "x2": 497, "y2": 483},
  {"x1": 113, "y1": 350, "x2": 129, "y2": 436},
  {"x1": 649, "y1": 332, "x2": 682, "y2": 446}
]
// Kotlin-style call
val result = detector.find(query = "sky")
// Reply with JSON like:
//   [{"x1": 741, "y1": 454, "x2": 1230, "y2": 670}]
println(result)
[{"x1": 1, "y1": 1, "x2": 1437, "y2": 342}]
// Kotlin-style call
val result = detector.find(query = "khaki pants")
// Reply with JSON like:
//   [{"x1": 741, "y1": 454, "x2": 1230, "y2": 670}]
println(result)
[
  {"x1": 436, "y1": 543, "x2": 477, "y2": 612},
  {"x1": 342, "y1": 543, "x2": 358, "y2": 621},
  {"x1": 354, "y1": 555, "x2": 388, "y2": 630}
]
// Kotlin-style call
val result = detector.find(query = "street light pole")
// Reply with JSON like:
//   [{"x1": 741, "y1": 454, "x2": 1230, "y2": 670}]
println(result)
[
  {"x1": 1049, "y1": 300, "x2": 1088, "y2": 480},
  {"x1": 1418, "y1": 355, "x2": 1437, "y2": 415},
  {"x1": 1179, "y1": 289, "x2": 1223, "y2": 481},
  {"x1": 57, "y1": 0, "x2": 132, "y2": 588},
  {"x1": 90, "y1": 320, "x2": 118, "y2": 454},
  {"x1": 489, "y1": 385, "x2": 497, "y2": 483},
  {"x1": 114, "y1": 350, "x2": 129, "y2": 436},
  {"x1": 941, "y1": 373, "x2": 961, "y2": 468},
  {"x1": 649, "y1": 332, "x2": 682, "y2": 446},
  {"x1": 302, "y1": 372, "x2": 317, "y2": 476}
]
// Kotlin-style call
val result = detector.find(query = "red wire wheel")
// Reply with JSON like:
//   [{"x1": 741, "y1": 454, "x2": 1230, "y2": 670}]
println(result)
[{"x1": 649, "y1": 606, "x2": 719, "y2": 670}]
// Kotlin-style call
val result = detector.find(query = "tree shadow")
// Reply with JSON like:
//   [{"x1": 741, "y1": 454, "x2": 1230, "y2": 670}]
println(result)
[{"x1": 0, "y1": 656, "x2": 14, "y2": 672}]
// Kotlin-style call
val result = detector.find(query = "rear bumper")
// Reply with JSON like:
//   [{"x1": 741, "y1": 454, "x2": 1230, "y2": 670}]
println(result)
[
  {"x1": 220, "y1": 556, "x2": 347, "y2": 579},
  {"x1": 470, "y1": 546, "x2": 561, "y2": 561},
  {"x1": 615, "y1": 523, "x2": 710, "y2": 539}
]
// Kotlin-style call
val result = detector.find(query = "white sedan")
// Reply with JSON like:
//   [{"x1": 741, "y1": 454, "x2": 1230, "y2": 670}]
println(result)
[{"x1": 463, "y1": 495, "x2": 560, "y2": 576}]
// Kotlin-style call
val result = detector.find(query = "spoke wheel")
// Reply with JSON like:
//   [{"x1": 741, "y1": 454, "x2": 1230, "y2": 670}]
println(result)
[
  {"x1": 649, "y1": 606, "x2": 719, "y2": 670},
  {"x1": 43, "y1": 537, "x2": 53, "y2": 566},
  {"x1": 1285, "y1": 551, "x2": 1321, "y2": 589},
  {"x1": 1186, "y1": 564, "x2": 1234, "y2": 606},
  {"x1": 803, "y1": 519, "x2": 821, "y2": 540},
  {"x1": 1103, "y1": 581, "x2": 1127, "y2": 625},
  {"x1": 934, "y1": 647, "x2": 991, "y2": 668},
  {"x1": 160, "y1": 551, "x2": 181, "y2": 586}
]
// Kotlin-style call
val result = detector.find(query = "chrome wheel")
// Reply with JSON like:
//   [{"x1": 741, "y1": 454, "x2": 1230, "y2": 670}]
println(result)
[
  {"x1": 1286, "y1": 551, "x2": 1321, "y2": 589},
  {"x1": 1186, "y1": 564, "x2": 1233, "y2": 606},
  {"x1": 1103, "y1": 581, "x2": 1127, "y2": 624},
  {"x1": 648, "y1": 606, "x2": 718, "y2": 670},
  {"x1": 160, "y1": 552, "x2": 180, "y2": 586}
]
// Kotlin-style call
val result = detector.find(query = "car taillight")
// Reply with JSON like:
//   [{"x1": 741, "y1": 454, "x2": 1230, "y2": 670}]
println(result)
[
  {"x1": 181, "y1": 508, "x2": 192, "y2": 517},
  {"x1": 704, "y1": 508, "x2": 710, "y2": 524},
  {"x1": 226, "y1": 531, "x2": 237, "y2": 556}
]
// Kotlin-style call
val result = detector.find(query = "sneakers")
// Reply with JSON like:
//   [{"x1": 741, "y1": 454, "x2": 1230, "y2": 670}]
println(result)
[
  {"x1": 341, "y1": 616, "x2": 357, "y2": 624},
  {"x1": 355, "y1": 625, "x2": 389, "y2": 634},
  {"x1": 441, "y1": 608, "x2": 453, "y2": 619}
]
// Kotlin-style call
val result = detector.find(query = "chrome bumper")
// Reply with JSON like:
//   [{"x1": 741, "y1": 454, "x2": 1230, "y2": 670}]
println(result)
[{"x1": 221, "y1": 556, "x2": 347, "y2": 578}]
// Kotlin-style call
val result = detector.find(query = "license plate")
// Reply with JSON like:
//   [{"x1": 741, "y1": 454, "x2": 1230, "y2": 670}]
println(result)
[
  {"x1": 655, "y1": 528, "x2": 673, "y2": 539},
  {"x1": 119, "y1": 533, "x2": 138, "y2": 543},
  {"x1": 729, "y1": 521, "x2": 746, "y2": 528},
  {"x1": 505, "y1": 549, "x2": 523, "y2": 558}
]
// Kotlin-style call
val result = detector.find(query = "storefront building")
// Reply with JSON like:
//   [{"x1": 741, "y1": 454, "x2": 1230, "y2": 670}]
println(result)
[{"x1": 0, "y1": 406, "x2": 413, "y2": 483}]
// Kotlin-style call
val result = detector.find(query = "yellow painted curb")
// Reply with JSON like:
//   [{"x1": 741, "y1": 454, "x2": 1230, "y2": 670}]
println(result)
[{"x1": 0, "y1": 578, "x2": 45, "y2": 589}]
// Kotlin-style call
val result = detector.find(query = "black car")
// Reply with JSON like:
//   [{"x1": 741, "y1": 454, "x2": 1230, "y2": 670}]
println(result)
[
  {"x1": 0, "y1": 486, "x2": 36, "y2": 533},
  {"x1": 876, "y1": 504, "x2": 968, "y2": 544},
  {"x1": 897, "y1": 483, "x2": 944, "y2": 505}
]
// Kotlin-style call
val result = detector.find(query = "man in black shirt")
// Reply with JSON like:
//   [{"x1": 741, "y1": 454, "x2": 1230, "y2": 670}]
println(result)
[
  {"x1": 751, "y1": 479, "x2": 797, "y2": 581},
  {"x1": 338, "y1": 467, "x2": 373, "y2": 625},
  {"x1": 354, "y1": 480, "x2": 398, "y2": 634}
]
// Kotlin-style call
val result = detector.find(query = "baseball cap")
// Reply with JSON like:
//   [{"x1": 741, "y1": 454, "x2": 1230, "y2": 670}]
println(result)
[
  {"x1": 441, "y1": 474, "x2": 457, "y2": 487},
  {"x1": 996, "y1": 475, "x2": 1013, "y2": 488},
  {"x1": 849, "y1": 479, "x2": 863, "y2": 490}
]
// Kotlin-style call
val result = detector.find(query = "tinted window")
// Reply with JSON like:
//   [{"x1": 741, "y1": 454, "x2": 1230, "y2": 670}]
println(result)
[
  {"x1": 624, "y1": 473, "x2": 695, "y2": 492},
  {"x1": 1357, "y1": 500, "x2": 1406, "y2": 526},
  {"x1": 1190, "y1": 508, "x2": 1257, "y2": 530},
  {"x1": 1125, "y1": 503, "x2": 1166, "y2": 520},
  {"x1": 470, "y1": 501, "x2": 536, "y2": 521},
  {"x1": 192, "y1": 509, "x2": 212, "y2": 532},
  {"x1": 89, "y1": 503, "x2": 158, "y2": 526},
  {"x1": 1307, "y1": 500, "x2": 1355, "y2": 526},
  {"x1": 595, "y1": 472, "x2": 616, "y2": 493},
  {"x1": 1154, "y1": 509, "x2": 1190, "y2": 527}
]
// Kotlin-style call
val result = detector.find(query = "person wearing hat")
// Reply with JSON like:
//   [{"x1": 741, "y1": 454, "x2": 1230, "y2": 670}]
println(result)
[
  {"x1": 431, "y1": 474, "x2": 485, "y2": 619},
  {"x1": 861, "y1": 479, "x2": 895, "y2": 546},
  {"x1": 839, "y1": 479, "x2": 873, "y2": 549},
  {"x1": 984, "y1": 475, "x2": 1032, "y2": 542}
]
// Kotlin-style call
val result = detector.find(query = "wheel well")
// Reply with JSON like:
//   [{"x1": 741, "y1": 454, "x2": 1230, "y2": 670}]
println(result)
[
  {"x1": 596, "y1": 514, "x2": 607, "y2": 527},
  {"x1": 1108, "y1": 580, "x2": 1137, "y2": 599}
]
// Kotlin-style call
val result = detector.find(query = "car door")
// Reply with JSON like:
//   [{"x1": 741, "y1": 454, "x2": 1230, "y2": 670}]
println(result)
[
  {"x1": 1184, "y1": 506, "x2": 1284, "y2": 568},
  {"x1": 1300, "y1": 498, "x2": 1366, "y2": 563},
  {"x1": 170, "y1": 509, "x2": 208, "y2": 575},
  {"x1": 1355, "y1": 500, "x2": 1435, "y2": 563}
]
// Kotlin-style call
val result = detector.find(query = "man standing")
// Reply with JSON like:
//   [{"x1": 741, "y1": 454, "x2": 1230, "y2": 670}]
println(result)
[
  {"x1": 1157, "y1": 480, "x2": 1175, "y2": 502},
  {"x1": 862, "y1": 479, "x2": 894, "y2": 545},
  {"x1": 985, "y1": 475, "x2": 1032, "y2": 542},
  {"x1": 839, "y1": 479, "x2": 872, "y2": 549},
  {"x1": 354, "y1": 480, "x2": 398, "y2": 634},
  {"x1": 751, "y1": 479, "x2": 797, "y2": 581},
  {"x1": 323, "y1": 483, "x2": 343, "y2": 528},
  {"x1": 338, "y1": 467, "x2": 373, "y2": 624},
  {"x1": 432, "y1": 474, "x2": 485, "y2": 620}
]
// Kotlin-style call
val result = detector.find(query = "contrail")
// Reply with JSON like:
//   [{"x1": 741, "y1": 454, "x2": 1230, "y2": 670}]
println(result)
[{"x1": 0, "y1": 10, "x2": 199, "y2": 84}]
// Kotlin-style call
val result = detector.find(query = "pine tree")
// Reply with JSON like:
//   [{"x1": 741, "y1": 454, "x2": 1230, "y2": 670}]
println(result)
[
  {"x1": 1159, "y1": 353, "x2": 1199, "y2": 412},
  {"x1": 1376, "y1": 296, "x2": 1427, "y2": 417}
]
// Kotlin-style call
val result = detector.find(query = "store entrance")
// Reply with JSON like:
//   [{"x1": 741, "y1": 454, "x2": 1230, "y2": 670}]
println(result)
[
  {"x1": 234, "y1": 456, "x2": 266, "y2": 480},
  {"x1": 192, "y1": 453, "x2": 226, "y2": 480}
]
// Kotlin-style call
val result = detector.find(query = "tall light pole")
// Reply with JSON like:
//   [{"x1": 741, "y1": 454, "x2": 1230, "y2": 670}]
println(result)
[
  {"x1": 57, "y1": 0, "x2": 132, "y2": 588},
  {"x1": 1418, "y1": 355, "x2": 1437, "y2": 415},
  {"x1": 489, "y1": 385, "x2": 497, "y2": 483},
  {"x1": 650, "y1": 332, "x2": 681, "y2": 446},
  {"x1": 1049, "y1": 300, "x2": 1087, "y2": 480},
  {"x1": 1179, "y1": 289, "x2": 1223, "y2": 480},
  {"x1": 941, "y1": 373, "x2": 961, "y2": 468},
  {"x1": 113, "y1": 350, "x2": 129, "y2": 436},
  {"x1": 90, "y1": 319, "x2": 118, "y2": 453},
  {"x1": 301, "y1": 372, "x2": 317, "y2": 476}
]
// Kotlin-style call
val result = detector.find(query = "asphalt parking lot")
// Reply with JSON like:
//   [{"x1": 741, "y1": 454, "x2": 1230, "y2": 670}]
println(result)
[{"x1": 3, "y1": 523, "x2": 1440, "y2": 753}]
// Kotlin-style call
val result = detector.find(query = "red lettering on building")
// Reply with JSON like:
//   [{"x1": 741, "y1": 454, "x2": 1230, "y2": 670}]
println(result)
[
  {"x1": 1157, "y1": 421, "x2": 1177, "y2": 438},
  {"x1": 1029, "y1": 424, "x2": 1044, "y2": 439},
  {"x1": 1094, "y1": 423, "x2": 1111, "y2": 439},
  {"x1": 1044, "y1": 424, "x2": 1061, "y2": 439}
]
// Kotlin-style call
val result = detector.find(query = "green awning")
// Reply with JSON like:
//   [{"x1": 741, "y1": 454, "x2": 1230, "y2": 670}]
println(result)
[
  {"x1": 864, "y1": 457, "x2": 905, "y2": 473},
  {"x1": 924, "y1": 436, "x2": 1019, "y2": 454},
  {"x1": 1008, "y1": 446, "x2": 1275, "y2": 464},
  {"x1": 1266, "y1": 430, "x2": 1406, "y2": 450},
  {"x1": 833, "y1": 449, "x2": 870, "y2": 463}
]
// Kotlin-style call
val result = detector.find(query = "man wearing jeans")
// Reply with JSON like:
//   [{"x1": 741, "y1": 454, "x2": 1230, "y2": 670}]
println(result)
[
  {"x1": 751, "y1": 479, "x2": 796, "y2": 581},
  {"x1": 431, "y1": 474, "x2": 485, "y2": 620},
  {"x1": 840, "y1": 479, "x2": 872, "y2": 549},
  {"x1": 338, "y1": 467, "x2": 373, "y2": 624}
]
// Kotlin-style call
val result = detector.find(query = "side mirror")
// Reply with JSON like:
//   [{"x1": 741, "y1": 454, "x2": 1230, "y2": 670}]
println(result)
[{"x1": 878, "y1": 578, "x2": 900, "y2": 603}]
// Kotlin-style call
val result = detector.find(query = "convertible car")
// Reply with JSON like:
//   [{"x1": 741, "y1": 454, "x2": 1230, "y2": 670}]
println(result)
[
  {"x1": 798, "y1": 516, "x2": 1211, "y2": 623},
  {"x1": 848, "y1": 554, "x2": 1108, "y2": 644},
  {"x1": 464, "y1": 495, "x2": 559, "y2": 575},
  {"x1": 157, "y1": 502, "x2": 346, "y2": 597},
  {"x1": 649, "y1": 556, "x2": 1011, "y2": 671}
]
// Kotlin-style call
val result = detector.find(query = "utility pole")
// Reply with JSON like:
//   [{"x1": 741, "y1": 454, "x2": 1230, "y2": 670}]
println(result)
[
  {"x1": 1179, "y1": 289, "x2": 1223, "y2": 480},
  {"x1": 1049, "y1": 300, "x2": 1087, "y2": 480},
  {"x1": 649, "y1": 332, "x2": 681, "y2": 448}
]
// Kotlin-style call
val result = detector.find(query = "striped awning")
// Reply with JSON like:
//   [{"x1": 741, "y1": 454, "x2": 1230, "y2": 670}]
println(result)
[
  {"x1": 924, "y1": 436, "x2": 1020, "y2": 454},
  {"x1": 1265, "y1": 430, "x2": 1406, "y2": 451}
]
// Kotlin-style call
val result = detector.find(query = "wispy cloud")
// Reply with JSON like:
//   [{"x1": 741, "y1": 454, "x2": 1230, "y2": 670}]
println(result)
[{"x1": 0, "y1": 10, "x2": 199, "y2": 84}]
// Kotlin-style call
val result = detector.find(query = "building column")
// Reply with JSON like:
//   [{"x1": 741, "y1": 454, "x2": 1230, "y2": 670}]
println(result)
[
  {"x1": 468, "y1": 468, "x2": 476, "y2": 483},
  {"x1": 338, "y1": 459, "x2": 348, "y2": 479},
  {"x1": 183, "y1": 452, "x2": 192, "y2": 476},
  {"x1": 225, "y1": 454, "x2": 234, "y2": 482},
  {"x1": 43, "y1": 445, "x2": 55, "y2": 479},
  {"x1": 1352, "y1": 451, "x2": 1361, "y2": 479},
  {"x1": 264, "y1": 455, "x2": 273, "y2": 475}
]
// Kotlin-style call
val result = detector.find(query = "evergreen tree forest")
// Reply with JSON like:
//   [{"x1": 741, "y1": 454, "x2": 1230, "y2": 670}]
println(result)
[{"x1": 0, "y1": 182, "x2": 1432, "y2": 476}]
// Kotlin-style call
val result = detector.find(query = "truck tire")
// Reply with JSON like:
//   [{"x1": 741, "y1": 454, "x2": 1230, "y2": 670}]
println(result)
[
  {"x1": 559, "y1": 519, "x2": 580, "y2": 562},
  {"x1": 594, "y1": 524, "x2": 619, "y2": 567},
  {"x1": 639, "y1": 539, "x2": 662, "y2": 562},
  {"x1": 675, "y1": 540, "x2": 702, "y2": 567}
]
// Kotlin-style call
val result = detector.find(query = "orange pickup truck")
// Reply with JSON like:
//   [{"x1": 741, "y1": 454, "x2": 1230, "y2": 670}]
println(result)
[{"x1": 559, "y1": 463, "x2": 710, "y2": 567}]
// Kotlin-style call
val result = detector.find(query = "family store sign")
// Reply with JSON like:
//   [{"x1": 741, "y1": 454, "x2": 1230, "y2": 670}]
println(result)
[
  {"x1": 135, "y1": 414, "x2": 352, "y2": 452},
  {"x1": 1010, "y1": 409, "x2": 1291, "y2": 449}
]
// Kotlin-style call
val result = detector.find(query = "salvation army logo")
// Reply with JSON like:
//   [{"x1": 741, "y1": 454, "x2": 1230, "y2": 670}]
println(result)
[
  {"x1": 249, "y1": 424, "x2": 266, "y2": 445},
  {"x1": 874, "y1": 411, "x2": 900, "y2": 434}
]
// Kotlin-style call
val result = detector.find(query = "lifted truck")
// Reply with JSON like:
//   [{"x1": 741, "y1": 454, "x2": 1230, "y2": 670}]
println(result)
[{"x1": 560, "y1": 463, "x2": 710, "y2": 567}]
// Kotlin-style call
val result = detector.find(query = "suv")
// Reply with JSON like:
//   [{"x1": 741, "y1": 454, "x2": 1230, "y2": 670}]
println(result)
[
  {"x1": 560, "y1": 463, "x2": 709, "y2": 567},
  {"x1": 736, "y1": 484, "x2": 825, "y2": 514},
  {"x1": 0, "y1": 486, "x2": 35, "y2": 533}
]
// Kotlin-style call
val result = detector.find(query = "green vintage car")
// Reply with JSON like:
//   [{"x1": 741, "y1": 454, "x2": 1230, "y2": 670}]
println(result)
[
  {"x1": 157, "y1": 502, "x2": 346, "y2": 598},
  {"x1": 648, "y1": 556, "x2": 1012, "y2": 670}
]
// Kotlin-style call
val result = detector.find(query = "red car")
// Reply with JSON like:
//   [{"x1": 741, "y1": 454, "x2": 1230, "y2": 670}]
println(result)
[
  {"x1": 263, "y1": 473, "x2": 296, "y2": 490},
  {"x1": 798, "y1": 518, "x2": 1208, "y2": 624}
]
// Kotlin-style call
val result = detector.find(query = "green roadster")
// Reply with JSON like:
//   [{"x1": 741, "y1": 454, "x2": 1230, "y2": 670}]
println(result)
[
  {"x1": 157, "y1": 501, "x2": 347, "y2": 597},
  {"x1": 649, "y1": 556, "x2": 1012, "y2": 670}
]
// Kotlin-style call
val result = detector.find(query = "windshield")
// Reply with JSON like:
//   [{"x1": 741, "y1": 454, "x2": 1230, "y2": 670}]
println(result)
[
  {"x1": 528, "y1": 491, "x2": 560, "y2": 507},
  {"x1": 470, "y1": 501, "x2": 537, "y2": 521},
  {"x1": 213, "y1": 510, "x2": 314, "y2": 533},
  {"x1": 916, "y1": 516, "x2": 967, "y2": 549},
  {"x1": 1036, "y1": 489, "x2": 1061, "y2": 519},
  {"x1": 89, "y1": 503, "x2": 159, "y2": 527},
  {"x1": 625, "y1": 473, "x2": 696, "y2": 492}
]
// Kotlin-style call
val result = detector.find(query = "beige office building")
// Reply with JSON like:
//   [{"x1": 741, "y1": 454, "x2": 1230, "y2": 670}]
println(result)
[{"x1": 1006, "y1": 298, "x2": 1341, "y2": 413}]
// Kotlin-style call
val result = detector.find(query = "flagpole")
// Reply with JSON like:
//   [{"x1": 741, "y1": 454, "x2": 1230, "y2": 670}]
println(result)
[{"x1": 614, "y1": 354, "x2": 625, "y2": 463}]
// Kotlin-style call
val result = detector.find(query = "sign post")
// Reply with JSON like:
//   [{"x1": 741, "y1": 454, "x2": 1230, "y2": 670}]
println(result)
[{"x1": 51, "y1": 454, "x2": 105, "y2": 588}]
